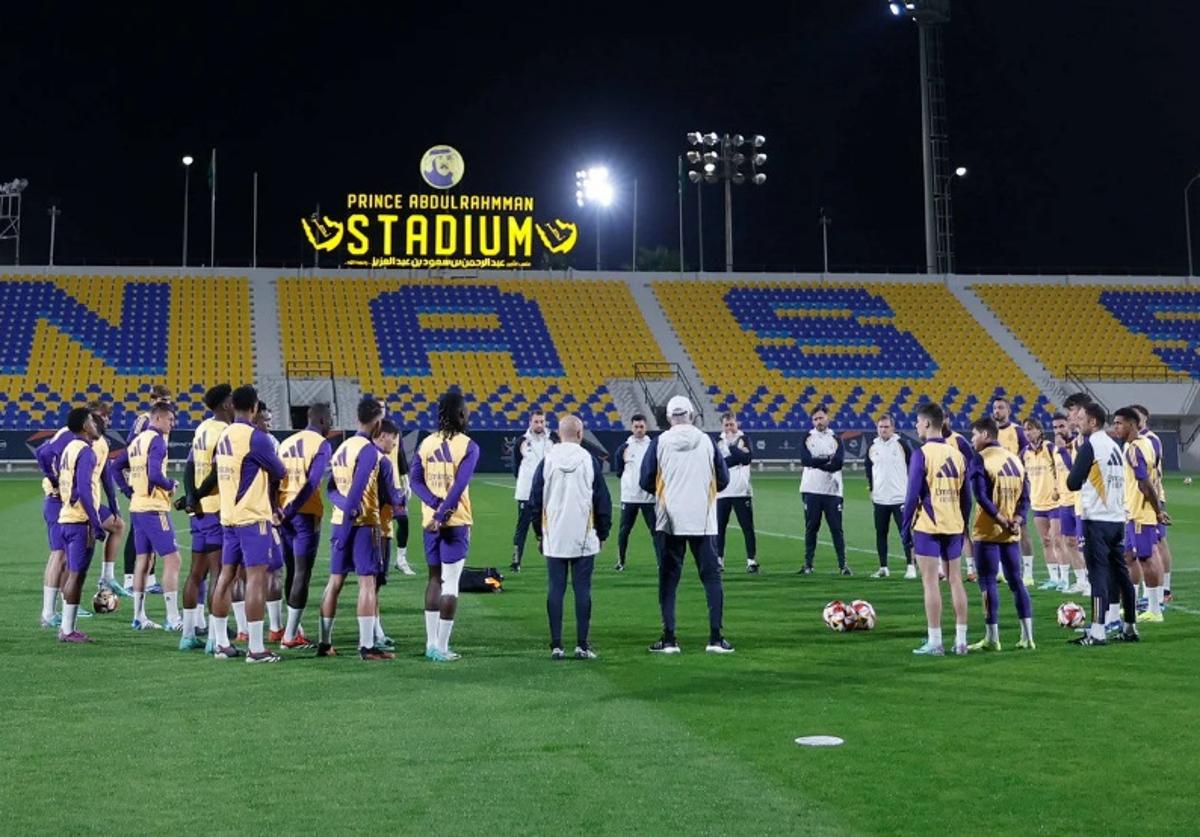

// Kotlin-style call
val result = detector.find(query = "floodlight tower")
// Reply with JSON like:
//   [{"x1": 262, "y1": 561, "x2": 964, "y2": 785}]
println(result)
[
  {"x1": 889, "y1": 0, "x2": 953, "y2": 274},
  {"x1": 685, "y1": 132, "x2": 767, "y2": 272},
  {"x1": 0, "y1": 178, "x2": 29, "y2": 265},
  {"x1": 575, "y1": 166, "x2": 615, "y2": 270}
]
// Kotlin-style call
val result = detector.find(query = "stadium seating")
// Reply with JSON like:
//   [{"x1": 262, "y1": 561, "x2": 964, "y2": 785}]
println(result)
[
  {"x1": 654, "y1": 280, "x2": 1052, "y2": 430},
  {"x1": 975, "y1": 284, "x2": 1199, "y2": 379},
  {"x1": 277, "y1": 278, "x2": 663, "y2": 429},
  {"x1": 0, "y1": 274, "x2": 252, "y2": 429}
]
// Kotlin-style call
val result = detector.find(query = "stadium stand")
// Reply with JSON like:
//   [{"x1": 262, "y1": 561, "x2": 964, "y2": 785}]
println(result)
[
  {"x1": 975, "y1": 284, "x2": 1200, "y2": 379},
  {"x1": 0, "y1": 274, "x2": 252, "y2": 429},
  {"x1": 277, "y1": 278, "x2": 662, "y2": 429},
  {"x1": 654, "y1": 280, "x2": 1053, "y2": 430}
]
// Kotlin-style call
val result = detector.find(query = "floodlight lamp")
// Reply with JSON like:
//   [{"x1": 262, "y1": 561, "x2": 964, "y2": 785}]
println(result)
[
  {"x1": 704, "y1": 173, "x2": 718, "y2": 184},
  {"x1": 182, "y1": 155, "x2": 194, "y2": 166},
  {"x1": 889, "y1": 2, "x2": 902, "y2": 15},
  {"x1": 752, "y1": 135, "x2": 766, "y2": 147},
  {"x1": 732, "y1": 173, "x2": 746, "y2": 185},
  {"x1": 703, "y1": 162, "x2": 716, "y2": 174},
  {"x1": 688, "y1": 170, "x2": 702, "y2": 183},
  {"x1": 753, "y1": 153, "x2": 767, "y2": 166},
  {"x1": 732, "y1": 134, "x2": 745, "y2": 147},
  {"x1": 752, "y1": 173, "x2": 767, "y2": 185},
  {"x1": 687, "y1": 132, "x2": 702, "y2": 145},
  {"x1": 703, "y1": 132, "x2": 719, "y2": 146},
  {"x1": 955, "y1": 166, "x2": 968, "y2": 177},
  {"x1": 732, "y1": 152, "x2": 745, "y2": 165},
  {"x1": 686, "y1": 151, "x2": 702, "y2": 164}
]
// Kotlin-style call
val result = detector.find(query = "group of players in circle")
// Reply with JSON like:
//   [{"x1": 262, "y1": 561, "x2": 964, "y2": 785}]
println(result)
[
  {"x1": 36, "y1": 382, "x2": 1175, "y2": 661},
  {"x1": 38, "y1": 384, "x2": 476, "y2": 663}
]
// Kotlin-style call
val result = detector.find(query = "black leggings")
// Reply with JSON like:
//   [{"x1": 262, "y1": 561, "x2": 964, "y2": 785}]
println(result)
[
  {"x1": 617, "y1": 503, "x2": 660, "y2": 564},
  {"x1": 873, "y1": 503, "x2": 912, "y2": 567},
  {"x1": 716, "y1": 496, "x2": 756, "y2": 561}
]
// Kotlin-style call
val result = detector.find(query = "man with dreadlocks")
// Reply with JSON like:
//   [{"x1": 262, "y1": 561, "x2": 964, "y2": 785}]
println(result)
[{"x1": 411, "y1": 391, "x2": 480, "y2": 662}]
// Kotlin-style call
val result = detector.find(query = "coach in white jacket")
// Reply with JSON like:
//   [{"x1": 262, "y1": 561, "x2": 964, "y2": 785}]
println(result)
[
  {"x1": 530, "y1": 415, "x2": 611, "y2": 660},
  {"x1": 865, "y1": 414, "x2": 915, "y2": 579},
  {"x1": 799, "y1": 404, "x2": 850, "y2": 575},
  {"x1": 716, "y1": 413, "x2": 758, "y2": 574},
  {"x1": 613, "y1": 413, "x2": 662, "y2": 571},
  {"x1": 512, "y1": 410, "x2": 555, "y2": 572},
  {"x1": 638, "y1": 396, "x2": 733, "y2": 654}
]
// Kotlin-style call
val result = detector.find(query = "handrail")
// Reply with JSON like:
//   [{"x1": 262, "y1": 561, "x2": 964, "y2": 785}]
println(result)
[
  {"x1": 632, "y1": 361, "x2": 704, "y2": 424},
  {"x1": 1063, "y1": 364, "x2": 1191, "y2": 383}
]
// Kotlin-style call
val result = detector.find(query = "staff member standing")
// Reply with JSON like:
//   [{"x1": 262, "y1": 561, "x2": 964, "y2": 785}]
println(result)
[
  {"x1": 865, "y1": 414, "x2": 914, "y2": 579},
  {"x1": 1065, "y1": 403, "x2": 1138, "y2": 646},
  {"x1": 639, "y1": 396, "x2": 733, "y2": 655},
  {"x1": 530, "y1": 415, "x2": 611, "y2": 660},
  {"x1": 613, "y1": 414, "x2": 661, "y2": 571},
  {"x1": 799, "y1": 404, "x2": 849, "y2": 575},
  {"x1": 511, "y1": 410, "x2": 554, "y2": 573},
  {"x1": 716, "y1": 413, "x2": 758, "y2": 574}
]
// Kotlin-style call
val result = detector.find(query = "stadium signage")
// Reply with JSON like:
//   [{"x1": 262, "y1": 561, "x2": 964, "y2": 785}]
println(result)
[{"x1": 300, "y1": 145, "x2": 578, "y2": 269}]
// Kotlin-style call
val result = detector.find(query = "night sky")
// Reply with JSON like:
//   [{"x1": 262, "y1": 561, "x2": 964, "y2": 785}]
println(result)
[{"x1": 4, "y1": 1, "x2": 1199, "y2": 274}]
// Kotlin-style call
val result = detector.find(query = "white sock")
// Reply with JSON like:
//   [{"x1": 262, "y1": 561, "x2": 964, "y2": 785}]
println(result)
[
  {"x1": 164, "y1": 592, "x2": 180, "y2": 624},
  {"x1": 101, "y1": 561, "x2": 115, "y2": 581},
  {"x1": 319, "y1": 616, "x2": 334, "y2": 645},
  {"x1": 986, "y1": 623, "x2": 999, "y2": 643},
  {"x1": 374, "y1": 615, "x2": 386, "y2": 642},
  {"x1": 123, "y1": 573, "x2": 134, "y2": 589},
  {"x1": 1164, "y1": 572, "x2": 1172, "y2": 591},
  {"x1": 284, "y1": 606, "x2": 303, "y2": 642},
  {"x1": 1022, "y1": 555, "x2": 1034, "y2": 577},
  {"x1": 133, "y1": 591, "x2": 146, "y2": 622},
  {"x1": 182, "y1": 607, "x2": 195, "y2": 638},
  {"x1": 437, "y1": 618, "x2": 455, "y2": 653},
  {"x1": 1020, "y1": 617, "x2": 1033, "y2": 641},
  {"x1": 248, "y1": 621, "x2": 265, "y2": 654},
  {"x1": 955, "y1": 624, "x2": 968, "y2": 646},
  {"x1": 397, "y1": 546, "x2": 408, "y2": 564},
  {"x1": 1090, "y1": 621, "x2": 1105, "y2": 640},
  {"x1": 267, "y1": 600, "x2": 282, "y2": 632},
  {"x1": 196, "y1": 599, "x2": 206, "y2": 625},
  {"x1": 147, "y1": 573, "x2": 158, "y2": 589},
  {"x1": 62, "y1": 603, "x2": 78, "y2": 635},
  {"x1": 425, "y1": 610, "x2": 439, "y2": 650},
  {"x1": 927, "y1": 627, "x2": 941, "y2": 646},
  {"x1": 1053, "y1": 564, "x2": 1065, "y2": 582},
  {"x1": 1148, "y1": 587, "x2": 1163, "y2": 615},
  {"x1": 232, "y1": 601, "x2": 247, "y2": 634},
  {"x1": 212, "y1": 615, "x2": 228, "y2": 647},
  {"x1": 966, "y1": 557, "x2": 976, "y2": 573},
  {"x1": 357, "y1": 616, "x2": 375, "y2": 650},
  {"x1": 1076, "y1": 567, "x2": 1088, "y2": 585},
  {"x1": 42, "y1": 586, "x2": 59, "y2": 621}
]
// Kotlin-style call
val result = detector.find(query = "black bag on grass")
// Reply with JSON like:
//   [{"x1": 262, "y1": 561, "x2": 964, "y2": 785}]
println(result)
[{"x1": 460, "y1": 566, "x2": 504, "y2": 593}]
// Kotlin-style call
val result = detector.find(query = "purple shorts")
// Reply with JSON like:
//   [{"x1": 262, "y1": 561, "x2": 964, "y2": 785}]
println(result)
[
  {"x1": 330, "y1": 524, "x2": 380, "y2": 577},
  {"x1": 424, "y1": 525, "x2": 470, "y2": 566},
  {"x1": 221, "y1": 521, "x2": 275, "y2": 568},
  {"x1": 1125, "y1": 521, "x2": 1158, "y2": 561},
  {"x1": 268, "y1": 526, "x2": 284, "y2": 573},
  {"x1": 1057, "y1": 507, "x2": 1079, "y2": 537},
  {"x1": 44, "y1": 497, "x2": 65, "y2": 551},
  {"x1": 973, "y1": 540, "x2": 1022, "y2": 579},
  {"x1": 190, "y1": 513, "x2": 223, "y2": 553},
  {"x1": 131, "y1": 511, "x2": 179, "y2": 557},
  {"x1": 912, "y1": 531, "x2": 963, "y2": 562},
  {"x1": 1033, "y1": 509, "x2": 1055, "y2": 520},
  {"x1": 61, "y1": 523, "x2": 96, "y2": 573},
  {"x1": 281, "y1": 514, "x2": 320, "y2": 561}
]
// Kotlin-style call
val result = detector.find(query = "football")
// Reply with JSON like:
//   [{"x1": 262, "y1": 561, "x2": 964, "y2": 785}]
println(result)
[
  {"x1": 1184, "y1": 477, "x2": 1193, "y2": 486},
  {"x1": 849, "y1": 600, "x2": 877, "y2": 631},
  {"x1": 1056, "y1": 601, "x2": 1085, "y2": 629},
  {"x1": 92, "y1": 587, "x2": 119, "y2": 614},
  {"x1": 822, "y1": 600, "x2": 849, "y2": 632}
]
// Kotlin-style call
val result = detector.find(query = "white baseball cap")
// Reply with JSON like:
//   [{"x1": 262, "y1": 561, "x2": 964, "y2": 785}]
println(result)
[{"x1": 667, "y1": 395, "x2": 694, "y2": 417}]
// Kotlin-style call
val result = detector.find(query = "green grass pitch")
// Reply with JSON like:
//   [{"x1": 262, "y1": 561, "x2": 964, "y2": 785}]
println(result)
[{"x1": 1, "y1": 471, "x2": 1196, "y2": 835}]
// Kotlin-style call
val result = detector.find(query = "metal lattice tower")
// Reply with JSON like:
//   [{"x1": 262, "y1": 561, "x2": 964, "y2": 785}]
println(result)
[
  {"x1": 0, "y1": 180, "x2": 26, "y2": 266},
  {"x1": 922, "y1": 22, "x2": 954, "y2": 274}
]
